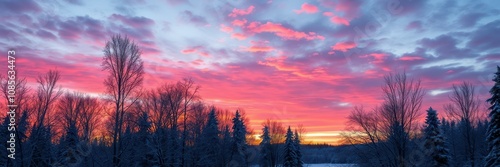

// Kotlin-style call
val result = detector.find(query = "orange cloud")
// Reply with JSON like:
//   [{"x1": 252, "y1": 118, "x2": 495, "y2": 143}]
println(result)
[
  {"x1": 331, "y1": 41, "x2": 356, "y2": 52},
  {"x1": 248, "y1": 22, "x2": 324, "y2": 40},
  {"x1": 229, "y1": 6, "x2": 255, "y2": 17},
  {"x1": 245, "y1": 46, "x2": 274, "y2": 52},
  {"x1": 294, "y1": 3, "x2": 319, "y2": 14}
]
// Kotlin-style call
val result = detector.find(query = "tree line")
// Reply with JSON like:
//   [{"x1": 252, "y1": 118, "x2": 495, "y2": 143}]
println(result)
[
  {"x1": 0, "y1": 35, "x2": 305, "y2": 167},
  {"x1": 343, "y1": 68, "x2": 500, "y2": 167}
]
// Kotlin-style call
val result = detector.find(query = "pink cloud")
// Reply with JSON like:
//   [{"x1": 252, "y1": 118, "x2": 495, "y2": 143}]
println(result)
[
  {"x1": 294, "y1": 3, "x2": 319, "y2": 14},
  {"x1": 198, "y1": 52, "x2": 210, "y2": 57},
  {"x1": 330, "y1": 16, "x2": 350, "y2": 26},
  {"x1": 181, "y1": 48, "x2": 197, "y2": 54},
  {"x1": 247, "y1": 22, "x2": 324, "y2": 40},
  {"x1": 244, "y1": 41, "x2": 274, "y2": 52},
  {"x1": 400, "y1": 56, "x2": 424, "y2": 61},
  {"x1": 323, "y1": 12, "x2": 350, "y2": 25},
  {"x1": 245, "y1": 46, "x2": 274, "y2": 52},
  {"x1": 229, "y1": 6, "x2": 255, "y2": 17},
  {"x1": 181, "y1": 46, "x2": 210, "y2": 57},
  {"x1": 362, "y1": 53, "x2": 387, "y2": 64},
  {"x1": 232, "y1": 19, "x2": 248, "y2": 27},
  {"x1": 191, "y1": 59, "x2": 204, "y2": 66},
  {"x1": 220, "y1": 24, "x2": 233, "y2": 33},
  {"x1": 231, "y1": 33, "x2": 248, "y2": 40},
  {"x1": 321, "y1": 0, "x2": 362, "y2": 20},
  {"x1": 331, "y1": 41, "x2": 356, "y2": 52}
]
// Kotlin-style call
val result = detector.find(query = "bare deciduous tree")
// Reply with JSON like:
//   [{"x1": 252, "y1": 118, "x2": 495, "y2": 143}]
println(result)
[
  {"x1": 444, "y1": 82, "x2": 481, "y2": 167},
  {"x1": 34, "y1": 70, "x2": 63, "y2": 129},
  {"x1": 0, "y1": 76, "x2": 30, "y2": 166},
  {"x1": 262, "y1": 119, "x2": 286, "y2": 166},
  {"x1": 79, "y1": 95, "x2": 103, "y2": 142},
  {"x1": 381, "y1": 72, "x2": 424, "y2": 167},
  {"x1": 102, "y1": 34, "x2": 144, "y2": 166},
  {"x1": 178, "y1": 78, "x2": 200, "y2": 166},
  {"x1": 28, "y1": 70, "x2": 63, "y2": 167},
  {"x1": 344, "y1": 72, "x2": 424, "y2": 167}
]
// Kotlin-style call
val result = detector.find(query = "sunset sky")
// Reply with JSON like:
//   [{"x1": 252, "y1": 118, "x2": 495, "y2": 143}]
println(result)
[{"x1": 2, "y1": 0, "x2": 500, "y2": 144}]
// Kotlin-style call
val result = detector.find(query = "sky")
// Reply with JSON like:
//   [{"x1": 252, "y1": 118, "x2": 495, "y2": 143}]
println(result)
[{"x1": 1, "y1": 0, "x2": 500, "y2": 144}]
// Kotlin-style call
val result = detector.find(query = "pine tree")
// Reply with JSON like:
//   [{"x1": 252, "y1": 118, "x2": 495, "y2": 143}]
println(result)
[
  {"x1": 231, "y1": 110, "x2": 247, "y2": 166},
  {"x1": 283, "y1": 126, "x2": 297, "y2": 167},
  {"x1": 423, "y1": 107, "x2": 450, "y2": 167},
  {"x1": 197, "y1": 108, "x2": 220, "y2": 167},
  {"x1": 486, "y1": 66, "x2": 500, "y2": 167},
  {"x1": 294, "y1": 130, "x2": 303, "y2": 167},
  {"x1": 260, "y1": 126, "x2": 272, "y2": 167}
]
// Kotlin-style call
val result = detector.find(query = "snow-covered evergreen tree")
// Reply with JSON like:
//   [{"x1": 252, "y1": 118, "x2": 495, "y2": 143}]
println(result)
[
  {"x1": 294, "y1": 130, "x2": 303, "y2": 167},
  {"x1": 135, "y1": 112, "x2": 160, "y2": 167},
  {"x1": 120, "y1": 124, "x2": 135, "y2": 166},
  {"x1": 486, "y1": 66, "x2": 500, "y2": 167},
  {"x1": 197, "y1": 108, "x2": 221, "y2": 167},
  {"x1": 29, "y1": 125, "x2": 54, "y2": 166},
  {"x1": 423, "y1": 107, "x2": 450, "y2": 167},
  {"x1": 231, "y1": 110, "x2": 247, "y2": 166},
  {"x1": 0, "y1": 115, "x2": 11, "y2": 165},
  {"x1": 260, "y1": 126, "x2": 272, "y2": 167},
  {"x1": 283, "y1": 126, "x2": 297, "y2": 167},
  {"x1": 57, "y1": 122, "x2": 80, "y2": 166},
  {"x1": 221, "y1": 125, "x2": 232, "y2": 166}
]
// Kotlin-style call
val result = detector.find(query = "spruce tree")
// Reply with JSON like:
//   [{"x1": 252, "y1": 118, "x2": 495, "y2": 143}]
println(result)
[
  {"x1": 58, "y1": 123, "x2": 80, "y2": 166},
  {"x1": 423, "y1": 107, "x2": 450, "y2": 167},
  {"x1": 135, "y1": 112, "x2": 159, "y2": 167},
  {"x1": 283, "y1": 126, "x2": 297, "y2": 167},
  {"x1": 198, "y1": 108, "x2": 220, "y2": 167},
  {"x1": 0, "y1": 116, "x2": 11, "y2": 165},
  {"x1": 231, "y1": 110, "x2": 247, "y2": 166},
  {"x1": 486, "y1": 66, "x2": 500, "y2": 167},
  {"x1": 221, "y1": 125, "x2": 232, "y2": 166},
  {"x1": 294, "y1": 130, "x2": 303, "y2": 167},
  {"x1": 260, "y1": 126, "x2": 272, "y2": 167}
]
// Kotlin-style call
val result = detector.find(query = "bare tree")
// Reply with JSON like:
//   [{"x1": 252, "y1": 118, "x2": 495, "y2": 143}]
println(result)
[
  {"x1": 444, "y1": 82, "x2": 481, "y2": 167},
  {"x1": 79, "y1": 95, "x2": 102, "y2": 142},
  {"x1": 57, "y1": 92, "x2": 83, "y2": 136},
  {"x1": 344, "y1": 72, "x2": 424, "y2": 167},
  {"x1": 102, "y1": 34, "x2": 144, "y2": 166},
  {"x1": 28, "y1": 70, "x2": 63, "y2": 167},
  {"x1": 33, "y1": 70, "x2": 63, "y2": 129},
  {"x1": 0, "y1": 76, "x2": 30, "y2": 166},
  {"x1": 343, "y1": 105, "x2": 387, "y2": 166},
  {"x1": 262, "y1": 119, "x2": 286, "y2": 166},
  {"x1": 380, "y1": 72, "x2": 424, "y2": 167},
  {"x1": 178, "y1": 78, "x2": 200, "y2": 166}
]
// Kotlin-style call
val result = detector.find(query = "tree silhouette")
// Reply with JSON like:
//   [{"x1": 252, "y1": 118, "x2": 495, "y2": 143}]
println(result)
[{"x1": 102, "y1": 34, "x2": 144, "y2": 167}]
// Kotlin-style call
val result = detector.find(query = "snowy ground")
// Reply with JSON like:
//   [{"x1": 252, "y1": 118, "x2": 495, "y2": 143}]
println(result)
[
  {"x1": 251, "y1": 164, "x2": 357, "y2": 167},
  {"x1": 304, "y1": 164, "x2": 358, "y2": 167}
]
